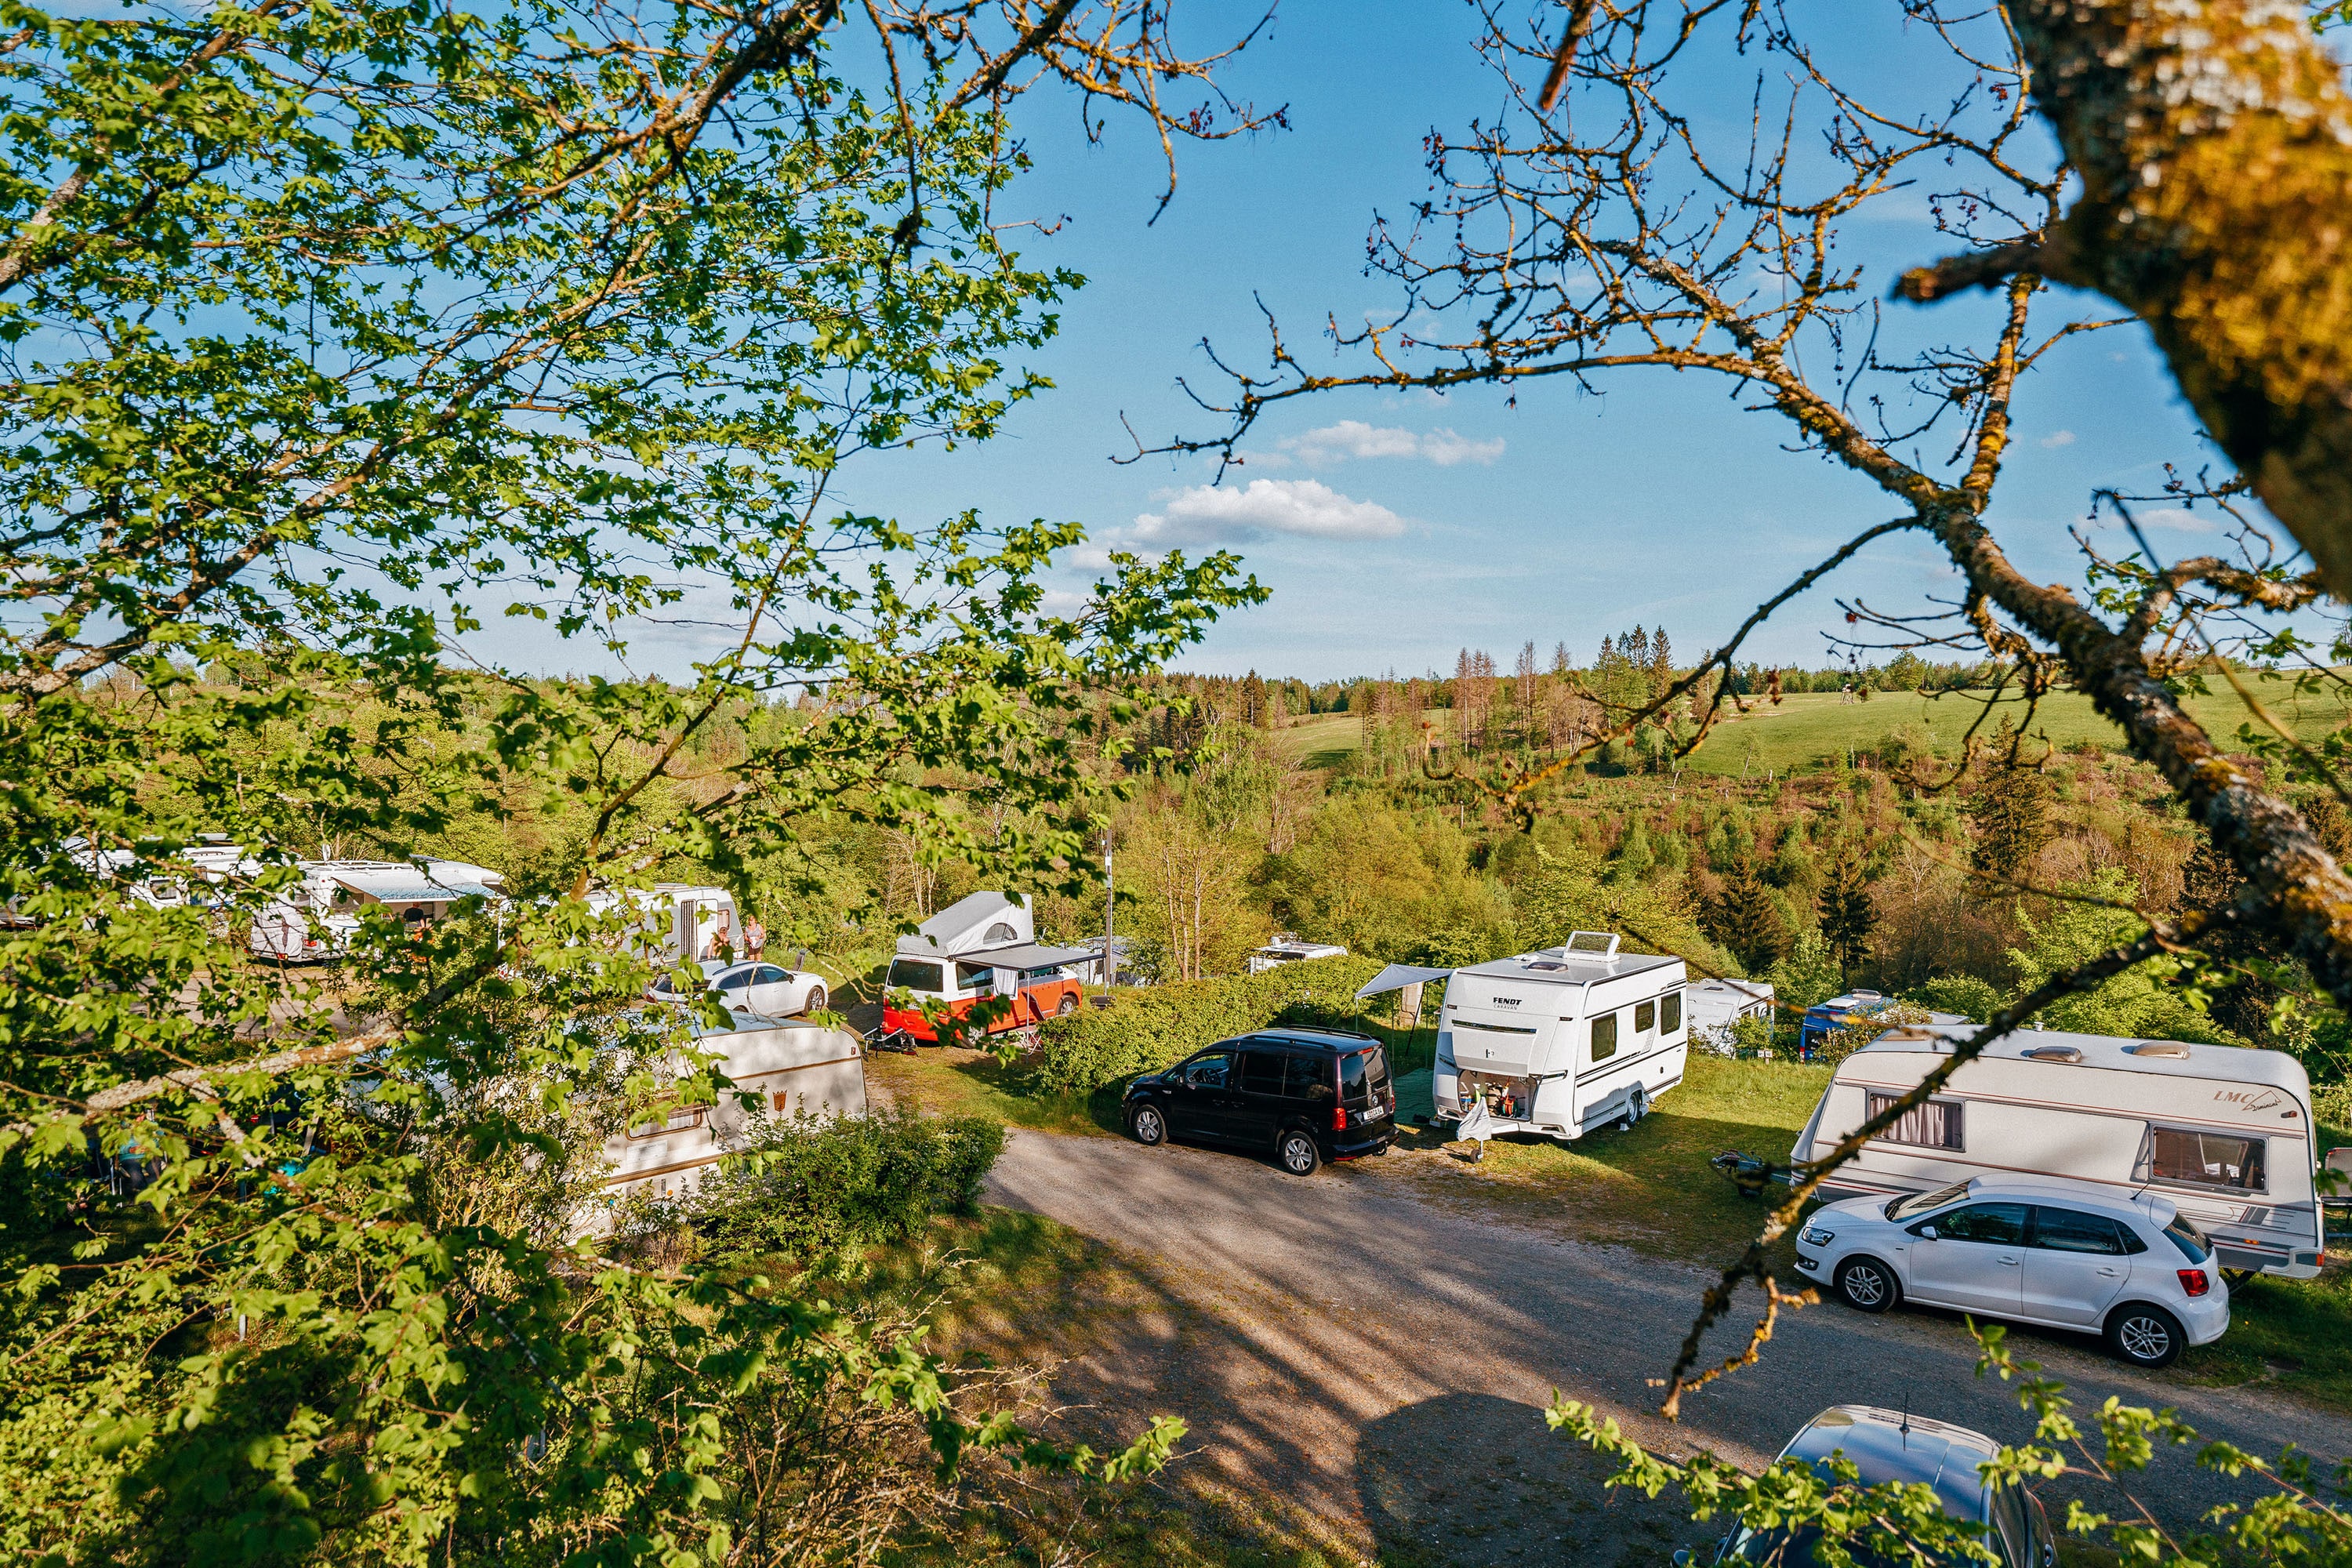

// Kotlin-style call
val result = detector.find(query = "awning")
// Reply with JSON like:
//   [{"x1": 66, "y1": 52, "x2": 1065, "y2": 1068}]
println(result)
[
  {"x1": 1354, "y1": 964, "x2": 1454, "y2": 1000},
  {"x1": 924, "y1": 942, "x2": 1095, "y2": 971}
]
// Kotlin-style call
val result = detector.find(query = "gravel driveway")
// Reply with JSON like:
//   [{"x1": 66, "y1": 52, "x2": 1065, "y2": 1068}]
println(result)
[{"x1": 984, "y1": 1127, "x2": 2352, "y2": 1566}]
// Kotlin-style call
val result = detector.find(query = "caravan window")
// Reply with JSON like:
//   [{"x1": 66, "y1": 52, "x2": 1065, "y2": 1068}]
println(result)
[
  {"x1": 627, "y1": 1105, "x2": 705, "y2": 1140},
  {"x1": 887, "y1": 959, "x2": 944, "y2": 993},
  {"x1": 2148, "y1": 1127, "x2": 2267, "y2": 1193},
  {"x1": 1590, "y1": 1011, "x2": 1620, "y2": 1062},
  {"x1": 1635, "y1": 1000, "x2": 1655, "y2": 1033},
  {"x1": 956, "y1": 962, "x2": 996, "y2": 996},
  {"x1": 1661, "y1": 990, "x2": 1682, "y2": 1033},
  {"x1": 1865, "y1": 1091, "x2": 1964, "y2": 1150}
]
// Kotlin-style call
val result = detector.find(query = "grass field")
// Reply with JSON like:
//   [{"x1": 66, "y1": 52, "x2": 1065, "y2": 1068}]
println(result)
[{"x1": 1276, "y1": 676, "x2": 2352, "y2": 779}]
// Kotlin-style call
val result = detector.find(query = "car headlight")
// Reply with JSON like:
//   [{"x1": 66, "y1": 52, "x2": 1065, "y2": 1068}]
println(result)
[{"x1": 1799, "y1": 1226, "x2": 1835, "y2": 1247}]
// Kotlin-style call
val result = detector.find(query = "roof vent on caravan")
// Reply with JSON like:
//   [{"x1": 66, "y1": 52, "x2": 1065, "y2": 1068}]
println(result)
[
  {"x1": 2125, "y1": 1041, "x2": 2193, "y2": 1059},
  {"x1": 2022, "y1": 1044, "x2": 2083, "y2": 1063},
  {"x1": 1565, "y1": 931, "x2": 1621, "y2": 957}
]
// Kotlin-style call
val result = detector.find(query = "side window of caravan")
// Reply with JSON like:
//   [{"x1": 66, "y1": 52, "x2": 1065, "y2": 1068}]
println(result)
[
  {"x1": 1590, "y1": 1011, "x2": 1620, "y2": 1062},
  {"x1": 1661, "y1": 989, "x2": 1682, "y2": 1033},
  {"x1": 2148, "y1": 1127, "x2": 2267, "y2": 1192},
  {"x1": 1865, "y1": 1091, "x2": 1964, "y2": 1150},
  {"x1": 1635, "y1": 1000, "x2": 1656, "y2": 1033}
]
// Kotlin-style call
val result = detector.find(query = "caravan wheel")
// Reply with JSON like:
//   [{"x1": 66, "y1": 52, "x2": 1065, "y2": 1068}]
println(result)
[{"x1": 1617, "y1": 1086, "x2": 1648, "y2": 1131}]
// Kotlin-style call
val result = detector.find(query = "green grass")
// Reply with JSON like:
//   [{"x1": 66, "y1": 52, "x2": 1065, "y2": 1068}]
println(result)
[
  {"x1": 2181, "y1": 1265, "x2": 2352, "y2": 1412},
  {"x1": 1389, "y1": 1054, "x2": 1834, "y2": 1261},
  {"x1": 1274, "y1": 679, "x2": 2352, "y2": 779},
  {"x1": 866, "y1": 1043, "x2": 1127, "y2": 1137}
]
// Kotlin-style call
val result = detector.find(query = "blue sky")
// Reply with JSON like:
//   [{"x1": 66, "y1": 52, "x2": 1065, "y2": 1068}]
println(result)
[{"x1": 613, "y1": 2, "x2": 2252, "y2": 684}]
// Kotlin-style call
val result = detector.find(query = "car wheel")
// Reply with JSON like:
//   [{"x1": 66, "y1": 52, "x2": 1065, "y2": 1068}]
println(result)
[
  {"x1": 1835, "y1": 1256, "x2": 1899, "y2": 1313},
  {"x1": 1278, "y1": 1127, "x2": 1322, "y2": 1176},
  {"x1": 801, "y1": 985, "x2": 826, "y2": 1015},
  {"x1": 2105, "y1": 1302, "x2": 2186, "y2": 1369},
  {"x1": 1055, "y1": 991, "x2": 1079, "y2": 1016},
  {"x1": 1129, "y1": 1102, "x2": 1167, "y2": 1146}
]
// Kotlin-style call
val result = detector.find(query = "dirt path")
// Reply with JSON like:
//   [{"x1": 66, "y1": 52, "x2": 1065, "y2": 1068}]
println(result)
[{"x1": 984, "y1": 1127, "x2": 2352, "y2": 1566}]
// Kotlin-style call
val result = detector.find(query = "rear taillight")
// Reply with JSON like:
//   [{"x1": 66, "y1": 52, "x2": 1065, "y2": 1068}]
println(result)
[
  {"x1": 2179, "y1": 1269, "x2": 2211, "y2": 1298},
  {"x1": 1333, "y1": 1107, "x2": 1347, "y2": 1132}
]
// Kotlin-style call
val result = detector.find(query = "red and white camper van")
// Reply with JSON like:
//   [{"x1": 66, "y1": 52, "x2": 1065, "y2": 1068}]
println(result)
[{"x1": 880, "y1": 892, "x2": 1091, "y2": 1047}]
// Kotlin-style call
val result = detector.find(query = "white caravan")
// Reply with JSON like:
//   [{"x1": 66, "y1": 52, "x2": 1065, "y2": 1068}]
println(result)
[
  {"x1": 1429, "y1": 932, "x2": 1690, "y2": 1141},
  {"x1": 1791, "y1": 1024, "x2": 2322, "y2": 1279},
  {"x1": 1687, "y1": 977, "x2": 1775, "y2": 1054},
  {"x1": 585, "y1": 883, "x2": 741, "y2": 966},
  {"x1": 250, "y1": 858, "x2": 506, "y2": 960},
  {"x1": 1247, "y1": 937, "x2": 1349, "y2": 975},
  {"x1": 593, "y1": 1014, "x2": 867, "y2": 1211}
]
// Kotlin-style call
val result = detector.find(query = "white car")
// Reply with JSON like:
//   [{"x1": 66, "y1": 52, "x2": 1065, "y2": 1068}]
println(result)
[
  {"x1": 646, "y1": 958, "x2": 828, "y2": 1018},
  {"x1": 1792, "y1": 1175, "x2": 2227, "y2": 1368}
]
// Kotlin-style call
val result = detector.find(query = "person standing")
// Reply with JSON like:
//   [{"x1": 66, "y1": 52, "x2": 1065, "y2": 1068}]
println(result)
[{"x1": 742, "y1": 913, "x2": 767, "y2": 960}]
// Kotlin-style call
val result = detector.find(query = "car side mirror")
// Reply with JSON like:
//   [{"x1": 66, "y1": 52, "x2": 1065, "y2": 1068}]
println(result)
[
  {"x1": 1918, "y1": 1225, "x2": 1938, "y2": 1240},
  {"x1": 1671, "y1": 1552, "x2": 1693, "y2": 1568}
]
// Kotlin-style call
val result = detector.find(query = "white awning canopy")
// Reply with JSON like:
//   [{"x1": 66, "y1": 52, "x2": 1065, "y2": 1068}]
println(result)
[{"x1": 1354, "y1": 964, "x2": 1454, "y2": 1000}]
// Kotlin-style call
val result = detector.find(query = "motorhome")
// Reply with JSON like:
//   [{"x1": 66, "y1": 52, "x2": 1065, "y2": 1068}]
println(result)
[
  {"x1": 880, "y1": 891, "x2": 1091, "y2": 1046},
  {"x1": 593, "y1": 1013, "x2": 867, "y2": 1211},
  {"x1": 1688, "y1": 977, "x2": 1775, "y2": 1054},
  {"x1": 250, "y1": 858, "x2": 506, "y2": 960},
  {"x1": 1247, "y1": 936, "x2": 1349, "y2": 975},
  {"x1": 1791, "y1": 1023, "x2": 2323, "y2": 1279},
  {"x1": 1425, "y1": 932, "x2": 1690, "y2": 1142}
]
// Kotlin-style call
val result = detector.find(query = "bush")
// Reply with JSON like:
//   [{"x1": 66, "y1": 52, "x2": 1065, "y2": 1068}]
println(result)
[
  {"x1": 1029, "y1": 954, "x2": 1386, "y2": 1093},
  {"x1": 1904, "y1": 974, "x2": 2005, "y2": 1023},
  {"x1": 690, "y1": 1105, "x2": 1005, "y2": 1261}
]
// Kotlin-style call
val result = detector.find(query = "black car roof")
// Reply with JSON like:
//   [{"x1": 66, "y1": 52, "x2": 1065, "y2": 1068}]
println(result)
[{"x1": 1234, "y1": 1028, "x2": 1380, "y2": 1052}]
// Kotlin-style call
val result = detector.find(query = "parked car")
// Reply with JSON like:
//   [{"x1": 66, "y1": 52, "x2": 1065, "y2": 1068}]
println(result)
[
  {"x1": 1793, "y1": 1175, "x2": 2227, "y2": 1368},
  {"x1": 1677, "y1": 1404, "x2": 2056, "y2": 1566},
  {"x1": 1123, "y1": 1029, "x2": 1398, "y2": 1174},
  {"x1": 647, "y1": 958, "x2": 829, "y2": 1018}
]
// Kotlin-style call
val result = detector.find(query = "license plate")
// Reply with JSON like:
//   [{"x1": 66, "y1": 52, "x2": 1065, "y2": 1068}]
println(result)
[{"x1": 1361, "y1": 1104, "x2": 1389, "y2": 1122}]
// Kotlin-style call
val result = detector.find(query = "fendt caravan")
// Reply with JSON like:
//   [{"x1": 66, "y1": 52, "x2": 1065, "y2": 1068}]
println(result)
[
  {"x1": 1428, "y1": 932, "x2": 1690, "y2": 1142},
  {"x1": 1792, "y1": 1024, "x2": 2323, "y2": 1279},
  {"x1": 584, "y1": 883, "x2": 741, "y2": 965}
]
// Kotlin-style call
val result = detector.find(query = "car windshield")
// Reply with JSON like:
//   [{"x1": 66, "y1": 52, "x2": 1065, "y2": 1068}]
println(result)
[
  {"x1": 2165, "y1": 1215, "x2": 2213, "y2": 1263},
  {"x1": 887, "y1": 958, "x2": 943, "y2": 993},
  {"x1": 1727, "y1": 1525, "x2": 1977, "y2": 1567},
  {"x1": 1886, "y1": 1180, "x2": 1974, "y2": 1221}
]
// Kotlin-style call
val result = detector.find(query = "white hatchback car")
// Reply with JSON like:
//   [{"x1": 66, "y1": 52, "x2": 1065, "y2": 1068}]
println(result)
[
  {"x1": 1793, "y1": 1175, "x2": 2227, "y2": 1369},
  {"x1": 646, "y1": 958, "x2": 828, "y2": 1018}
]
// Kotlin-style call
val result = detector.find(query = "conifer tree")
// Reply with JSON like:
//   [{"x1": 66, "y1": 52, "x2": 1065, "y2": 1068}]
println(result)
[
  {"x1": 1968, "y1": 725, "x2": 2057, "y2": 885},
  {"x1": 1703, "y1": 858, "x2": 1792, "y2": 973},
  {"x1": 1820, "y1": 839, "x2": 1878, "y2": 972}
]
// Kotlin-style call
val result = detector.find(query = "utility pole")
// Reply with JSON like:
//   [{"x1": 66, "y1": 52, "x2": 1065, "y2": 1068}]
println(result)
[{"x1": 1101, "y1": 822, "x2": 1116, "y2": 992}]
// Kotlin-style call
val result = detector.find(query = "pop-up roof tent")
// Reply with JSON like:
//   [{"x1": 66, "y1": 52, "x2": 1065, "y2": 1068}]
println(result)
[{"x1": 897, "y1": 891, "x2": 1032, "y2": 956}]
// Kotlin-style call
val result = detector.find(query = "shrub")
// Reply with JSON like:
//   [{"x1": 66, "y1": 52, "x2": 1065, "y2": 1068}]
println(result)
[
  {"x1": 690, "y1": 1105, "x2": 1005, "y2": 1261},
  {"x1": 1904, "y1": 974, "x2": 2004, "y2": 1023},
  {"x1": 1029, "y1": 954, "x2": 1385, "y2": 1093}
]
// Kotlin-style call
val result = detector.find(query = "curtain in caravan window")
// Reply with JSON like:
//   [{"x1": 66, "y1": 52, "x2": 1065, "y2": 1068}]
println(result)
[
  {"x1": 2148, "y1": 1127, "x2": 2267, "y2": 1192},
  {"x1": 1865, "y1": 1091, "x2": 1964, "y2": 1149}
]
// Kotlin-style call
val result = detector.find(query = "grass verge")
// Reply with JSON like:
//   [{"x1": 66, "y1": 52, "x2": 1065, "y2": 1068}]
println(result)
[{"x1": 865, "y1": 1042, "x2": 1126, "y2": 1137}]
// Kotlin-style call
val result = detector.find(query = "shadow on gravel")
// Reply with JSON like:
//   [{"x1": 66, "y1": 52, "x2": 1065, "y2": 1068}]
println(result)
[{"x1": 1355, "y1": 1392, "x2": 1694, "y2": 1568}]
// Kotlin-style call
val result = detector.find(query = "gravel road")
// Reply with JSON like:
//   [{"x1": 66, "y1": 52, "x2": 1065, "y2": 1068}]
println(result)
[{"x1": 984, "y1": 1127, "x2": 2352, "y2": 1565}]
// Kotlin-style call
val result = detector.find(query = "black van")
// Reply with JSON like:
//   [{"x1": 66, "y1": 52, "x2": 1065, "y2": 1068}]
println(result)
[{"x1": 1122, "y1": 1029, "x2": 1398, "y2": 1174}]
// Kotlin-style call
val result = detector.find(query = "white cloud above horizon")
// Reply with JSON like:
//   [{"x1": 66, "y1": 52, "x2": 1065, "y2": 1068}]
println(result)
[
  {"x1": 1131, "y1": 477, "x2": 1407, "y2": 546},
  {"x1": 2040, "y1": 429, "x2": 2077, "y2": 448},
  {"x1": 1250, "y1": 419, "x2": 1505, "y2": 470}
]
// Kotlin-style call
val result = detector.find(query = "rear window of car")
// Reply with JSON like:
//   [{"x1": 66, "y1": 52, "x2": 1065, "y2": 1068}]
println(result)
[
  {"x1": 2165, "y1": 1215, "x2": 2213, "y2": 1263},
  {"x1": 1339, "y1": 1046, "x2": 1390, "y2": 1107},
  {"x1": 1283, "y1": 1054, "x2": 1332, "y2": 1100}
]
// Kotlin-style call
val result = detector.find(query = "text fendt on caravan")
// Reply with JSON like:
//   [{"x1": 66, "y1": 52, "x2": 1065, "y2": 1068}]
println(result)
[
  {"x1": 1792, "y1": 1023, "x2": 2325, "y2": 1280},
  {"x1": 1367, "y1": 931, "x2": 1694, "y2": 1142}
]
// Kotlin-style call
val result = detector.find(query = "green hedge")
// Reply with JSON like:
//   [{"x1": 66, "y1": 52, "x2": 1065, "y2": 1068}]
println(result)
[
  {"x1": 690, "y1": 1105, "x2": 1004, "y2": 1261},
  {"x1": 1028, "y1": 954, "x2": 1389, "y2": 1093}
]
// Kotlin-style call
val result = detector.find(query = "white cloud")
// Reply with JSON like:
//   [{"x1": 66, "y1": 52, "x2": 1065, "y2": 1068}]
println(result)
[
  {"x1": 2040, "y1": 429, "x2": 2077, "y2": 448},
  {"x1": 1131, "y1": 478, "x2": 1406, "y2": 546},
  {"x1": 1275, "y1": 419, "x2": 1505, "y2": 468},
  {"x1": 2140, "y1": 507, "x2": 2220, "y2": 534},
  {"x1": 1058, "y1": 543, "x2": 1121, "y2": 571}
]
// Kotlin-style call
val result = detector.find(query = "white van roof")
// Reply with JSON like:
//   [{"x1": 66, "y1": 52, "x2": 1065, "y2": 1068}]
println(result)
[
  {"x1": 1857, "y1": 1023, "x2": 2309, "y2": 1093},
  {"x1": 1454, "y1": 946, "x2": 1682, "y2": 987},
  {"x1": 308, "y1": 859, "x2": 505, "y2": 902}
]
